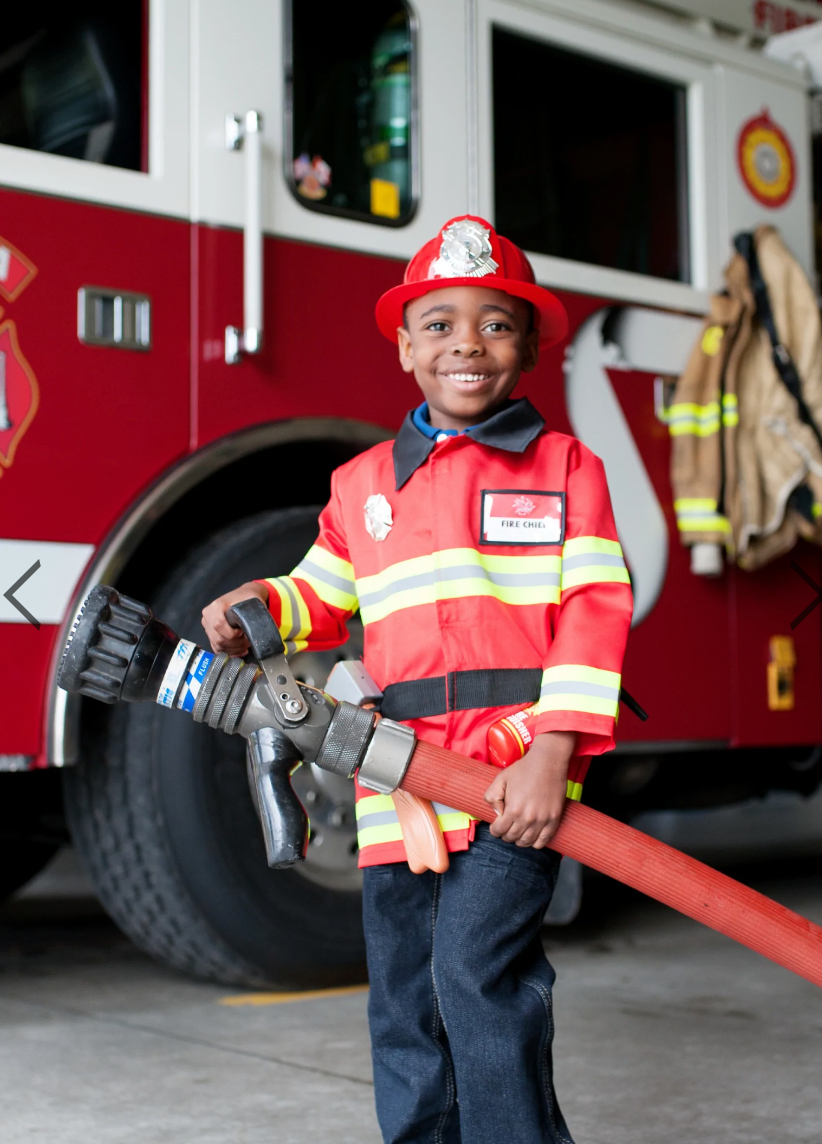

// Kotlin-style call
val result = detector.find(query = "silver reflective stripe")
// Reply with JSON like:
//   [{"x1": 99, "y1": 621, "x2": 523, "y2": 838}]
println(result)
[
  {"x1": 357, "y1": 565, "x2": 561, "y2": 609},
  {"x1": 432, "y1": 802, "x2": 462, "y2": 817},
  {"x1": 668, "y1": 412, "x2": 718, "y2": 424},
  {"x1": 295, "y1": 558, "x2": 357, "y2": 596},
  {"x1": 355, "y1": 808, "x2": 399, "y2": 830},
  {"x1": 540, "y1": 681, "x2": 620, "y2": 700},
  {"x1": 358, "y1": 569, "x2": 435, "y2": 607},
  {"x1": 561, "y1": 553, "x2": 626, "y2": 572}
]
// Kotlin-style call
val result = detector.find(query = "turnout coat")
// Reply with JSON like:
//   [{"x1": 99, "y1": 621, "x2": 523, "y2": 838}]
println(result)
[{"x1": 670, "y1": 226, "x2": 822, "y2": 570}]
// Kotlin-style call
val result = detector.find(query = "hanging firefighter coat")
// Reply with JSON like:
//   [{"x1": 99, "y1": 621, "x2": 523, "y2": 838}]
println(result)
[
  {"x1": 258, "y1": 398, "x2": 633, "y2": 867},
  {"x1": 670, "y1": 226, "x2": 822, "y2": 570}
]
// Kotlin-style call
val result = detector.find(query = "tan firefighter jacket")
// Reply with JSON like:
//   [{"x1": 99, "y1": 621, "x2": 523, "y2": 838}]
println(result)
[{"x1": 669, "y1": 226, "x2": 822, "y2": 571}]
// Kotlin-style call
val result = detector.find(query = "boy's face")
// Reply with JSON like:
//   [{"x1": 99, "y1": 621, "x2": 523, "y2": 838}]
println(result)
[{"x1": 397, "y1": 286, "x2": 539, "y2": 431}]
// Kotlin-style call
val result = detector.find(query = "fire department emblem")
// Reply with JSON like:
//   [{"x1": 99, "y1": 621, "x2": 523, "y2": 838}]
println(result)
[
  {"x1": 513, "y1": 495, "x2": 536, "y2": 516},
  {"x1": 430, "y1": 220, "x2": 499, "y2": 279},
  {"x1": 0, "y1": 321, "x2": 39, "y2": 475},
  {"x1": 364, "y1": 493, "x2": 393, "y2": 542},
  {"x1": 0, "y1": 236, "x2": 37, "y2": 303},
  {"x1": 737, "y1": 111, "x2": 796, "y2": 209}
]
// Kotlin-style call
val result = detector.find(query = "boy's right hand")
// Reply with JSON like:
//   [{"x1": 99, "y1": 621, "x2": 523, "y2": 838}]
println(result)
[{"x1": 201, "y1": 581, "x2": 269, "y2": 656}]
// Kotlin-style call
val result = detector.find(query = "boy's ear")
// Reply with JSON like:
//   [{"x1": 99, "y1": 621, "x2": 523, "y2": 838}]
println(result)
[
  {"x1": 397, "y1": 326, "x2": 416, "y2": 373},
  {"x1": 520, "y1": 328, "x2": 540, "y2": 374}
]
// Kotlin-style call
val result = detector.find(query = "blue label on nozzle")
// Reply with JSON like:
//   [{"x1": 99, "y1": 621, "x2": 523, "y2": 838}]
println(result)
[{"x1": 178, "y1": 648, "x2": 215, "y2": 713}]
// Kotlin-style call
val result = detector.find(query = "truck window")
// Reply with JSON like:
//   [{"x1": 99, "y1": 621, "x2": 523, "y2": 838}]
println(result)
[
  {"x1": 0, "y1": 3, "x2": 145, "y2": 172},
  {"x1": 493, "y1": 28, "x2": 689, "y2": 283},
  {"x1": 286, "y1": 1, "x2": 416, "y2": 225}
]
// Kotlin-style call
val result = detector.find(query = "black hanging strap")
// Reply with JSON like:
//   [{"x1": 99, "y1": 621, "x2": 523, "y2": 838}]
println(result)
[{"x1": 733, "y1": 232, "x2": 822, "y2": 454}]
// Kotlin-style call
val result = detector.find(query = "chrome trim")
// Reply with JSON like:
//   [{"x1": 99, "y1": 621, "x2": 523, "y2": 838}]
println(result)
[
  {"x1": 46, "y1": 418, "x2": 392, "y2": 767},
  {"x1": 78, "y1": 287, "x2": 152, "y2": 351},
  {"x1": 225, "y1": 110, "x2": 265, "y2": 363},
  {"x1": 357, "y1": 718, "x2": 416, "y2": 795}
]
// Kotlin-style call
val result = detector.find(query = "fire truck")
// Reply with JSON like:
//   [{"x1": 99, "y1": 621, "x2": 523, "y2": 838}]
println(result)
[{"x1": 2, "y1": 0, "x2": 822, "y2": 987}]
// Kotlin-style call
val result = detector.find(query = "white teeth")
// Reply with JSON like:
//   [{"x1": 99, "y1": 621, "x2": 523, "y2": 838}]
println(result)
[{"x1": 446, "y1": 373, "x2": 490, "y2": 382}]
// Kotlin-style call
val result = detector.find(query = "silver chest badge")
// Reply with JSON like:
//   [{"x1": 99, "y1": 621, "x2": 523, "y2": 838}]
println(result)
[
  {"x1": 429, "y1": 219, "x2": 499, "y2": 279},
  {"x1": 364, "y1": 493, "x2": 393, "y2": 542}
]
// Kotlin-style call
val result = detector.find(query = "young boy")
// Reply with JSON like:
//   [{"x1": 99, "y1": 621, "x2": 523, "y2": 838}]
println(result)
[{"x1": 202, "y1": 216, "x2": 633, "y2": 1144}]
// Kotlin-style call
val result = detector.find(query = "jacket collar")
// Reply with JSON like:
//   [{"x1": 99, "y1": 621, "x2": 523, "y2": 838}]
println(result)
[{"x1": 393, "y1": 397, "x2": 545, "y2": 490}]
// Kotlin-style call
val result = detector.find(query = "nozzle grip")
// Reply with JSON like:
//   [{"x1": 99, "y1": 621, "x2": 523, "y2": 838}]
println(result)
[
  {"x1": 226, "y1": 597, "x2": 285, "y2": 660},
  {"x1": 246, "y1": 727, "x2": 309, "y2": 868}
]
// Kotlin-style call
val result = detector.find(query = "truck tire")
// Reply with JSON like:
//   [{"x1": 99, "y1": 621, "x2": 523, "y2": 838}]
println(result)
[{"x1": 63, "y1": 508, "x2": 366, "y2": 988}]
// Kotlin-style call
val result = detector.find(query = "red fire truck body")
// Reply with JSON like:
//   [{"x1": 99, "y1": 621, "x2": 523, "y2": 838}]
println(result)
[{"x1": 1, "y1": 0, "x2": 821, "y2": 984}]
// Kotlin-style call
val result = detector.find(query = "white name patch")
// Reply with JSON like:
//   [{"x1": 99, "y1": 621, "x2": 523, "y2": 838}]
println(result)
[{"x1": 481, "y1": 490, "x2": 565, "y2": 546}]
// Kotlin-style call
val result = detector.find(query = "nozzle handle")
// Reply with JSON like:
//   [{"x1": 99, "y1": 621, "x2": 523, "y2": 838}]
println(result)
[
  {"x1": 226, "y1": 597, "x2": 285, "y2": 660},
  {"x1": 246, "y1": 727, "x2": 309, "y2": 868}
]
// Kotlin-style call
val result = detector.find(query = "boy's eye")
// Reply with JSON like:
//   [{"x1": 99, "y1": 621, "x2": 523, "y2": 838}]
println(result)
[
  {"x1": 425, "y1": 321, "x2": 450, "y2": 332},
  {"x1": 483, "y1": 321, "x2": 512, "y2": 333}
]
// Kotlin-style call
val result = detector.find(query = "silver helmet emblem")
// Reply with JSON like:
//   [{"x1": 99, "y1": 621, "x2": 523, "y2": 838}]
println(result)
[{"x1": 429, "y1": 220, "x2": 499, "y2": 279}]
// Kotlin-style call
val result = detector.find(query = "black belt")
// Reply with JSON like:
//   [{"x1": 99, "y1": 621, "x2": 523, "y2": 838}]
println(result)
[
  {"x1": 380, "y1": 669, "x2": 649, "y2": 723},
  {"x1": 380, "y1": 668, "x2": 542, "y2": 721}
]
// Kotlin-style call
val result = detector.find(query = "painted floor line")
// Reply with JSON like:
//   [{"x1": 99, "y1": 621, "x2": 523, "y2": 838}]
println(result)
[{"x1": 220, "y1": 984, "x2": 369, "y2": 1006}]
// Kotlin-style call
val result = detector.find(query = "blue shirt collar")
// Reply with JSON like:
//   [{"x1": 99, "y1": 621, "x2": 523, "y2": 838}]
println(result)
[{"x1": 411, "y1": 402, "x2": 477, "y2": 439}]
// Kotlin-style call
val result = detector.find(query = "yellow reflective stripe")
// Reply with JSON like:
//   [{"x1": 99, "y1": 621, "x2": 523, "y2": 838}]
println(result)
[
  {"x1": 537, "y1": 664, "x2": 621, "y2": 718},
  {"x1": 722, "y1": 393, "x2": 739, "y2": 427},
  {"x1": 561, "y1": 536, "x2": 629, "y2": 592},
  {"x1": 301, "y1": 544, "x2": 355, "y2": 582},
  {"x1": 701, "y1": 325, "x2": 724, "y2": 356},
  {"x1": 813, "y1": 502, "x2": 822, "y2": 520},
  {"x1": 562, "y1": 536, "x2": 622, "y2": 559},
  {"x1": 667, "y1": 401, "x2": 721, "y2": 437},
  {"x1": 355, "y1": 794, "x2": 394, "y2": 818},
  {"x1": 357, "y1": 822, "x2": 404, "y2": 848},
  {"x1": 356, "y1": 548, "x2": 561, "y2": 625},
  {"x1": 566, "y1": 780, "x2": 583, "y2": 801},
  {"x1": 355, "y1": 796, "x2": 471, "y2": 851},
  {"x1": 673, "y1": 498, "x2": 731, "y2": 534},
  {"x1": 265, "y1": 577, "x2": 312, "y2": 653},
  {"x1": 436, "y1": 812, "x2": 471, "y2": 832},
  {"x1": 676, "y1": 516, "x2": 731, "y2": 533},
  {"x1": 292, "y1": 545, "x2": 358, "y2": 613},
  {"x1": 674, "y1": 498, "x2": 717, "y2": 510}
]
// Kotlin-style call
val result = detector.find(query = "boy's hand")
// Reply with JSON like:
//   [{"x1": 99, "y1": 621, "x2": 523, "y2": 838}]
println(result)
[
  {"x1": 485, "y1": 731, "x2": 577, "y2": 848},
  {"x1": 201, "y1": 581, "x2": 269, "y2": 656}
]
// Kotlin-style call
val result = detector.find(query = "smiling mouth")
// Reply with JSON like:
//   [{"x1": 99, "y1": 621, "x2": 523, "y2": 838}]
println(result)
[{"x1": 443, "y1": 372, "x2": 493, "y2": 383}]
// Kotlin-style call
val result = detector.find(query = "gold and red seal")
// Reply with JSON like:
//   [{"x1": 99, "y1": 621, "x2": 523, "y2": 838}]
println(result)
[{"x1": 737, "y1": 110, "x2": 796, "y2": 209}]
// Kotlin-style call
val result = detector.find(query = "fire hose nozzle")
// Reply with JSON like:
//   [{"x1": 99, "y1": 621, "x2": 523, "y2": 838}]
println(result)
[{"x1": 56, "y1": 585, "x2": 413, "y2": 867}]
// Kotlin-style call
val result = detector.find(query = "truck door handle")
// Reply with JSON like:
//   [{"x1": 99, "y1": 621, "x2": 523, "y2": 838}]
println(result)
[{"x1": 225, "y1": 110, "x2": 264, "y2": 364}]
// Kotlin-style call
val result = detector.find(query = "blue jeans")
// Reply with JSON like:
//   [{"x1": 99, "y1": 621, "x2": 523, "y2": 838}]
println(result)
[{"x1": 363, "y1": 824, "x2": 574, "y2": 1144}]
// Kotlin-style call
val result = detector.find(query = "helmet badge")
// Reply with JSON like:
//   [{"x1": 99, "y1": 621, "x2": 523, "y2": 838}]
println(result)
[{"x1": 429, "y1": 220, "x2": 499, "y2": 280}]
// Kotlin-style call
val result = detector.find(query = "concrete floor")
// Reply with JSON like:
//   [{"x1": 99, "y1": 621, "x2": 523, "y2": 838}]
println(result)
[{"x1": 0, "y1": 850, "x2": 820, "y2": 1144}]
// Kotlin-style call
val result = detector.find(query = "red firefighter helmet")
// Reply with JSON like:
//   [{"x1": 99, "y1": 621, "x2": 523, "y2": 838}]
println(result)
[{"x1": 375, "y1": 215, "x2": 568, "y2": 348}]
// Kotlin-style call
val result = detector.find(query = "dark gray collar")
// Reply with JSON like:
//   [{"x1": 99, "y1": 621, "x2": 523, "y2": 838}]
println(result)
[{"x1": 392, "y1": 398, "x2": 546, "y2": 490}]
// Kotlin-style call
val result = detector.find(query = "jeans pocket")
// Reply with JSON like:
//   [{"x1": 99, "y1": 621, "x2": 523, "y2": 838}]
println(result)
[{"x1": 468, "y1": 826, "x2": 561, "y2": 891}]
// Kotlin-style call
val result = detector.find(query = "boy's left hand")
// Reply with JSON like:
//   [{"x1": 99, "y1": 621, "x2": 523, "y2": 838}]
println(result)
[{"x1": 485, "y1": 731, "x2": 577, "y2": 848}]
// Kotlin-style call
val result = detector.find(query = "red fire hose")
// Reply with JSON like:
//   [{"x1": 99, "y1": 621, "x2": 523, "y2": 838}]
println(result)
[{"x1": 401, "y1": 740, "x2": 822, "y2": 989}]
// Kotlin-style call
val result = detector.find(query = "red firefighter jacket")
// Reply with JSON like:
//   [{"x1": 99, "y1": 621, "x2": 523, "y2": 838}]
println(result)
[{"x1": 259, "y1": 399, "x2": 633, "y2": 866}]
